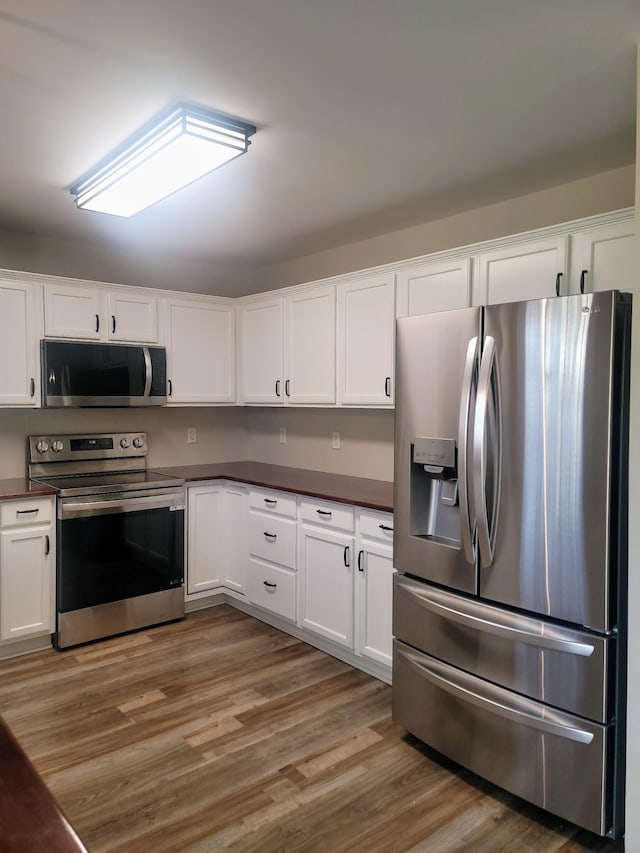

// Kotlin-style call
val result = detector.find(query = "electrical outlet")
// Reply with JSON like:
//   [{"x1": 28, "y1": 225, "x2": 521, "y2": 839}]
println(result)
[
  {"x1": 187, "y1": 428, "x2": 197, "y2": 444},
  {"x1": 280, "y1": 427, "x2": 287, "y2": 444},
  {"x1": 332, "y1": 431, "x2": 340, "y2": 450}
]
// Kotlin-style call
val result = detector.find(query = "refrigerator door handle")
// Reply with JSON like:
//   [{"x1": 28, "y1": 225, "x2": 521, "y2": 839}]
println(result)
[
  {"x1": 473, "y1": 335, "x2": 502, "y2": 568},
  {"x1": 395, "y1": 579, "x2": 596, "y2": 656},
  {"x1": 458, "y1": 336, "x2": 478, "y2": 565},
  {"x1": 396, "y1": 646, "x2": 595, "y2": 744}
]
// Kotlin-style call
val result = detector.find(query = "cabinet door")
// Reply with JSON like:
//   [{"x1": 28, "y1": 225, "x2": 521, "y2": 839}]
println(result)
[
  {"x1": 355, "y1": 540, "x2": 395, "y2": 667},
  {"x1": 166, "y1": 299, "x2": 236, "y2": 403},
  {"x1": 298, "y1": 526, "x2": 353, "y2": 647},
  {"x1": 187, "y1": 486, "x2": 225, "y2": 593},
  {"x1": 474, "y1": 236, "x2": 568, "y2": 305},
  {"x1": 44, "y1": 283, "x2": 105, "y2": 339},
  {"x1": 0, "y1": 281, "x2": 40, "y2": 406},
  {"x1": 108, "y1": 291, "x2": 158, "y2": 342},
  {"x1": 0, "y1": 526, "x2": 53, "y2": 641},
  {"x1": 337, "y1": 274, "x2": 395, "y2": 406},
  {"x1": 397, "y1": 257, "x2": 472, "y2": 317},
  {"x1": 239, "y1": 296, "x2": 284, "y2": 404},
  {"x1": 569, "y1": 220, "x2": 635, "y2": 294},
  {"x1": 223, "y1": 485, "x2": 247, "y2": 593},
  {"x1": 285, "y1": 286, "x2": 335, "y2": 404}
]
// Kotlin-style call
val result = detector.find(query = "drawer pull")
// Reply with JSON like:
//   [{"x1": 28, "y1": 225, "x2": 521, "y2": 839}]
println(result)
[
  {"x1": 264, "y1": 498, "x2": 277, "y2": 507},
  {"x1": 263, "y1": 580, "x2": 277, "y2": 589},
  {"x1": 264, "y1": 531, "x2": 277, "y2": 541},
  {"x1": 45, "y1": 535, "x2": 50, "y2": 556},
  {"x1": 379, "y1": 523, "x2": 394, "y2": 532},
  {"x1": 17, "y1": 508, "x2": 39, "y2": 515},
  {"x1": 317, "y1": 509, "x2": 332, "y2": 518}
]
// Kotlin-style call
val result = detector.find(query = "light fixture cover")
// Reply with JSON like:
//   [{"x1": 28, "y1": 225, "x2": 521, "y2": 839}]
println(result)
[{"x1": 70, "y1": 102, "x2": 256, "y2": 217}]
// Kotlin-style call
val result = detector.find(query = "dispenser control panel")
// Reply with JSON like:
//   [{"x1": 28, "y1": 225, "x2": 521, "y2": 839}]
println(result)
[{"x1": 413, "y1": 437, "x2": 456, "y2": 469}]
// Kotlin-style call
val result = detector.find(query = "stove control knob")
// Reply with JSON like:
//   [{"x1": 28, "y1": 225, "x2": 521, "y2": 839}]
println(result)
[
  {"x1": 51, "y1": 440, "x2": 64, "y2": 453},
  {"x1": 120, "y1": 437, "x2": 131, "y2": 449},
  {"x1": 132, "y1": 436, "x2": 144, "y2": 449},
  {"x1": 35, "y1": 440, "x2": 49, "y2": 453}
]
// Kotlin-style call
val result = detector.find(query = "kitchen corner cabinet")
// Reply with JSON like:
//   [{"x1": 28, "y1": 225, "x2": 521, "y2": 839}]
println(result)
[
  {"x1": 0, "y1": 280, "x2": 42, "y2": 406},
  {"x1": 164, "y1": 297, "x2": 236, "y2": 404},
  {"x1": 355, "y1": 509, "x2": 395, "y2": 667},
  {"x1": 337, "y1": 274, "x2": 395, "y2": 406},
  {"x1": 44, "y1": 282, "x2": 158, "y2": 342},
  {"x1": 569, "y1": 219, "x2": 635, "y2": 294},
  {"x1": 0, "y1": 497, "x2": 55, "y2": 643},
  {"x1": 298, "y1": 498, "x2": 355, "y2": 648},
  {"x1": 473, "y1": 235, "x2": 568, "y2": 305},
  {"x1": 396, "y1": 257, "x2": 472, "y2": 317},
  {"x1": 187, "y1": 483, "x2": 247, "y2": 596}
]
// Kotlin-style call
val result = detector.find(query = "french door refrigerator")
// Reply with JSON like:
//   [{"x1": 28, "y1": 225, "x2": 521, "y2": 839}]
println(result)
[{"x1": 392, "y1": 290, "x2": 630, "y2": 839}]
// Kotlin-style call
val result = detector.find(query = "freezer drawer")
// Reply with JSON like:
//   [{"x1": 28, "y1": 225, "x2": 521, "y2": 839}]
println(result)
[
  {"x1": 393, "y1": 575, "x2": 613, "y2": 722},
  {"x1": 393, "y1": 640, "x2": 615, "y2": 837}
]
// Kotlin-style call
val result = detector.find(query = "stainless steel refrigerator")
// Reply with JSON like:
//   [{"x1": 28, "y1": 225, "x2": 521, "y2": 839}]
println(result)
[{"x1": 392, "y1": 290, "x2": 630, "y2": 839}]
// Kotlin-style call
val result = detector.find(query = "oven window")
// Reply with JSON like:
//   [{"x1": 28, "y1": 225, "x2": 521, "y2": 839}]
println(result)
[{"x1": 58, "y1": 506, "x2": 184, "y2": 612}]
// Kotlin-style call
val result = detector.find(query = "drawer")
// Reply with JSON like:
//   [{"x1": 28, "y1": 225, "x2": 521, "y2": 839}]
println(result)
[
  {"x1": 248, "y1": 512, "x2": 296, "y2": 568},
  {"x1": 358, "y1": 509, "x2": 394, "y2": 543},
  {"x1": 249, "y1": 488, "x2": 297, "y2": 518},
  {"x1": 0, "y1": 498, "x2": 54, "y2": 529},
  {"x1": 392, "y1": 640, "x2": 610, "y2": 837},
  {"x1": 246, "y1": 558, "x2": 296, "y2": 621},
  {"x1": 393, "y1": 576, "x2": 611, "y2": 722},
  {"x1": 300, "y1": 498, "x2": 354, "y2": 533}
]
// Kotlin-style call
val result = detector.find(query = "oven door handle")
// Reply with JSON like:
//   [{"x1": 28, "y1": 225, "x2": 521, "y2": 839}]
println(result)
[{"x1": 60, "y1": 493, "x2": 185, "y2": 519}]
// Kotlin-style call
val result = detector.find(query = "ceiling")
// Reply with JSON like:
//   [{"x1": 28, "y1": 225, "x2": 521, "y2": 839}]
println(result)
[{"x1": 0, "y1": 0, "x2": 638, "y2": 275}]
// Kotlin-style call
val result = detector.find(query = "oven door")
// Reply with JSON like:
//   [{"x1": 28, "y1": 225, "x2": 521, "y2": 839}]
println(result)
[{"x1": 57, "y1": 489, "x2": 184, "y2": 616}]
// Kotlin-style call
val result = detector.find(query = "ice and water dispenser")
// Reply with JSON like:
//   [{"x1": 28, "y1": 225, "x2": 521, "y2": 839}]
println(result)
[{"x1": 410, "y1": 437, "x2": 461, "y2": 547}]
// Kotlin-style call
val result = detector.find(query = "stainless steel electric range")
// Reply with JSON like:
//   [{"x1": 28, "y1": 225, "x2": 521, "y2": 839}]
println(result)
[{"x1": 28, "y1": 432, "x2": 185, "y2": 649}]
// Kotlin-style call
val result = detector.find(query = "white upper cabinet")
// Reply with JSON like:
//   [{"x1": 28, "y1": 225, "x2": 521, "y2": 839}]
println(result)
[
  {"x1": 474, "y1": 236, "x2": 568, "y2": 305},
  {"x1": 164, "y1": 297, "x2": 236, "y2": 404},
  {"x1": 107, "y1": 290, "x2": 158, "y2": 342},
  {"x1": 239, "y1": 284, "x2": 335, "y2": 405},
  {"x1": 238, "y1": 295, "x2": 284, "y2": 404},
  {"x1": 44, "y1": 282, "x2": 158, "y2": 342},
  {"x1": 397, "y1": 257, "x2": 472, "y2": 317},
  {"x1": 284, "y1": 285, "x2": 335, "y2": 404},
  {"x1": 569, "y1": 219, "x2": 635, "y2": 295},
  {"x1": 337, "y1": 274, "x2": 395, "y2": 406},
  {"x1": 0, "y1": 280, "x2": 42, "y2": 406}
]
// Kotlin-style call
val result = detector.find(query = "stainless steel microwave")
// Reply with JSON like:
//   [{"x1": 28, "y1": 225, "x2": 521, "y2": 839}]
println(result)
[{"x1": 41, "y1": 340, "x2": 167, "y2": 407}]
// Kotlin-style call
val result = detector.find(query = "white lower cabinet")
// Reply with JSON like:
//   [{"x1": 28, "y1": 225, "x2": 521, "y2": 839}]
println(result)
[
  {"x1": 186, "y1": 483, "x2": 247, "y2": 597},
  {"x1": 0, "y1": 497, "x2": 55, "y2": 644},
  {"x1": 355, "y1": 510, "x2": 395, "y2": 668}
]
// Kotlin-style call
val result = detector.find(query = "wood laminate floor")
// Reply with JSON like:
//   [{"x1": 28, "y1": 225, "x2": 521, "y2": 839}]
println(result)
[{"x1": 0, "y1": 607, "x2": 625, "y2": 852}]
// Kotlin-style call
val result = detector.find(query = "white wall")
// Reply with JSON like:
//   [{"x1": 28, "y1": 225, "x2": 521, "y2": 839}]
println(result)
[{"x1": 624, "y1": 47, "x2": 640, "y2": 853}]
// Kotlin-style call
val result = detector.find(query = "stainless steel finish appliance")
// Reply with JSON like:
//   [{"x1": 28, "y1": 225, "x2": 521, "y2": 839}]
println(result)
[
  {"x1": 29, "y1": 432, "x2": 185, "y2": 648},
  {"x1": 41, "y1": 340, "x2": 167, "y2": 407},
  {"x1": 392, "y1": 291, "x2": 630, "y2": 838}
]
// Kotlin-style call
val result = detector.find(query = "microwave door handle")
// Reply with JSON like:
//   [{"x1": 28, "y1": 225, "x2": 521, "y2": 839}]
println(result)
[
  {"x1": 458, "y1": 336, "x2": 478, "y2": 565},
  {"x1": 473, "y1": 335, "x2": 502, "y2": 568},
  {"x1": 143, "y1": 347, "x2": 152, "y2": 397}
]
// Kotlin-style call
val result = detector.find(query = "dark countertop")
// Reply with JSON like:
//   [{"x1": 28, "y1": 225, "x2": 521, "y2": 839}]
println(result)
[
  {"x1": 0, "y1": 479, "x2": 57, "y2": 501},
  {"x1": 0, "y1": 715, "x2": 87, "y2": 852},
  {"x1": 151, "y1": 461, "x2": 394, "y2": 512}
]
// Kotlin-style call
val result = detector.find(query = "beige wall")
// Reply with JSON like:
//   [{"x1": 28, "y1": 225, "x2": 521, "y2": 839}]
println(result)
[
  {"x1": 247, "y1": 408, "x2": 394, "y2": 481},
  {"x1": 0, "y1": 229, "x2": 260, "y2": 297},
  {"x1": 261, "y1": 165, "x2": 635, "y2": 289},
  {"x1": 0, "y1": 407, "x2": 249, "y2": 478}
]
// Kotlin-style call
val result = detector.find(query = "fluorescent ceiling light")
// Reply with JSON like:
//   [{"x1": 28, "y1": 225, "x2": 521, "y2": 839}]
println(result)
[{"x1": 70, "y1": 102, "x2": 256, "y2": 217}]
